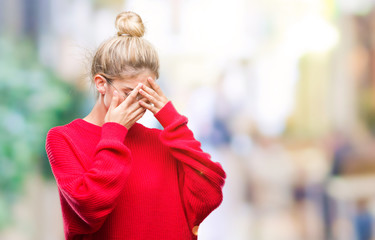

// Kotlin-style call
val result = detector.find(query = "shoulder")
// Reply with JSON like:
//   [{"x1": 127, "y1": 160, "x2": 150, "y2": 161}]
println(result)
[{"x1": 46, "y1": 119, "x2": 81, "y2": 142}]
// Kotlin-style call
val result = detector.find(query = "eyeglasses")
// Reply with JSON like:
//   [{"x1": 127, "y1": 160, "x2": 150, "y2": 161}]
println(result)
[
  {"x1": 101, "y1": 75, "x2": 140, "y2": 100},
  {"x1": 105, "y1": 79, "x2": 129, "y2": 100}
]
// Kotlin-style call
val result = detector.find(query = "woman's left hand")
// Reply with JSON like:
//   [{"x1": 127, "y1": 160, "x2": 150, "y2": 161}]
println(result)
[{"x1": 138, "y1": 77, "x2": 169, "y2": 115}]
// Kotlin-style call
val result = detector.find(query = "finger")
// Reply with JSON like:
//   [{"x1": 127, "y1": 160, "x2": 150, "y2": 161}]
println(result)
[
  {"x1": 127, "y1": 83, "x2": 142, "y2": 100},
  {"x1": 126, "y1": 109, "x2": 146, "y2": 129},
  {"x1": 138, "y1": 96, "x2": 151, "y2": 104},
  {"x1": 139, "y1": 88, "x2": 157, "y2": 104},
  {"x1": 141, "y1": 85, "x2": 163, "y2": 108},
  {"x1": 125, "y1": 97, "x2": 145, "y2": 112},
  {"x1": 109, "y1": 90, "x2": 120, "y2": 110},
  {"x1": 139, "y1": 100, "x2": 158, "y2": 114},
  {"x1": 147, "y1": 77, "x2": 163, "y2": 95},
  {"x1": 120, "y1": 83, "x2": 143, "y2": 107},
  {"x1": 140, "y1": 85, "x2": 166, "y2": 109},
  {"x1": 128, "y1": 107, "x2": 146, "y2": 125},
  {"x1": 133, "y1": 109, "x2": 146, "y2": 123},
  {"x1": 141, "y1": 83, "x2": 158, "y2": 97},
  {"x1": 130, "y1": 105, "x2": 146, "y2": 117}
]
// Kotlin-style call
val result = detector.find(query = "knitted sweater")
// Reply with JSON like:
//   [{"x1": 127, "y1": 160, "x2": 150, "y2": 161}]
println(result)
[{"x1": 45, "y1": 101, "x2": 226, "y2": 240}]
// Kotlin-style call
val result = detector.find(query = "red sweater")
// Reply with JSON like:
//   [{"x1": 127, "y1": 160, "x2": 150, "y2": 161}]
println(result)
[{"x1": 45, "y1": 101, "x2": 226, "y2": 240}]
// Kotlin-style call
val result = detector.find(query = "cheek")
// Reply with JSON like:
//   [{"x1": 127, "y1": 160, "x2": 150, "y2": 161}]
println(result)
[
  {"x1": 103, "y1": 93, "x2": 112, "y2": 109},
  {"x1": 104, "y1": 93, "x2": 126, "y2": 109}
]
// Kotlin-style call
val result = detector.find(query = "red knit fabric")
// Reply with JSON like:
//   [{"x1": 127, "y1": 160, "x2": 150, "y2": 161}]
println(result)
[{"x1": 45, "y1": 101, "x2": 226, "y2": 240}]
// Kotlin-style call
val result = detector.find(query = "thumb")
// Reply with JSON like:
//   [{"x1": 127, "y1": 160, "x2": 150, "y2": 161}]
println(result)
[{"x1": 109, "y1": 90, "x2": 120, "y2": 110}]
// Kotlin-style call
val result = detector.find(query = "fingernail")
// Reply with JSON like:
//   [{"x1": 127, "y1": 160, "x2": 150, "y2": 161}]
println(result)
[
  {"x1": 113, "y1": 90, "x2": 118, "y2": 95},
  {"x1": 138, "y1": 83, "x2": 142, "y2": 87}
]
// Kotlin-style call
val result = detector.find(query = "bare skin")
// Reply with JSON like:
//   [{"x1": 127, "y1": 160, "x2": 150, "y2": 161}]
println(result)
[{"x1": 84, "y1": 71, "x2": 169, "y2": 129}]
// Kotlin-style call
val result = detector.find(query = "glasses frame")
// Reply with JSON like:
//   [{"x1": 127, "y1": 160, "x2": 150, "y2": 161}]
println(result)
[{"x1": 100, "y1": 75, "x2": 141, "y2": 101}]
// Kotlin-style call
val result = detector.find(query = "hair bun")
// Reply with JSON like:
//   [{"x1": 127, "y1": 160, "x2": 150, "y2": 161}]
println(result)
[{"x1": 115, "y1": 11, "x2": 145, "y2": 37}]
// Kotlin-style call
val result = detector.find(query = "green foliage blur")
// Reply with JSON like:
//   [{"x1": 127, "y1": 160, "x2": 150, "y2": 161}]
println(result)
[
  {"x1": 0, "y1": 36, "x2": 84, "y2": 229},
  {"x1": 359, "y1": 88, "x2": 375, "y2": 135}
]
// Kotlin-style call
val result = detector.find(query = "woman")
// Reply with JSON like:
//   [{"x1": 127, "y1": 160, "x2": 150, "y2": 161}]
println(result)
[{"x1": 45, "y1": 11, "x2": 226, "y2": 240}]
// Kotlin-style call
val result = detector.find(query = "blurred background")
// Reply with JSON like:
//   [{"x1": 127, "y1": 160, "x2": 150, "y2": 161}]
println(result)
[{"x1": 2, "y1": 0, "x2": 375, "y2": 239}]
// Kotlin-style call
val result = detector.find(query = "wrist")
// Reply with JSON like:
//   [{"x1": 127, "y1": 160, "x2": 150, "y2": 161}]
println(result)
[
  {"x1": 102, "y1": 122, "x2": 128, "y2": 142},
  {"x1": 154, "y1": 101, "x2": 186, "y2": 128}
]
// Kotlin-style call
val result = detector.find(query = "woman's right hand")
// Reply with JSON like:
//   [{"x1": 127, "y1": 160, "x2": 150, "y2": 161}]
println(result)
[{"x1": 104, "y1": 83, "x2": 146, "y2": 129}]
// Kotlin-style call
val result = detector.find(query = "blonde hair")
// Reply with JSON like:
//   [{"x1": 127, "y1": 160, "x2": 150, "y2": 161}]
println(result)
[{"x1": 91, "y1": 11, "x2": 159, "y2": 84}]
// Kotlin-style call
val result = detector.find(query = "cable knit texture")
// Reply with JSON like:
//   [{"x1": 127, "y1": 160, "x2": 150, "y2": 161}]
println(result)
[{"x1": 45, "y1": 101, "x2": 226, "y2": 240}]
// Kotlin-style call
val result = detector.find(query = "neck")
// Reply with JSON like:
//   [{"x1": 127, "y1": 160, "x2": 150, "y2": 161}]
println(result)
[{"x1": 83, "y1": 96, "x2": 108, "y2": 127}]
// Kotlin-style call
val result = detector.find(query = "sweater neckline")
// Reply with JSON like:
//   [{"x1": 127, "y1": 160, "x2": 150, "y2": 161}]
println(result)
[{"x1": 72, "y1": 118, "x2": 141, "y2": 135}]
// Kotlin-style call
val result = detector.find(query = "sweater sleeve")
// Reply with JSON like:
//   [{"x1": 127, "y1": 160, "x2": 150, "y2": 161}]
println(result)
[
  {"x1": 154, "y1": 101, "x2": 226, "y2": 235},
  {"x1": 45, "y1": 122, "x2": 132, "y2": 235}
]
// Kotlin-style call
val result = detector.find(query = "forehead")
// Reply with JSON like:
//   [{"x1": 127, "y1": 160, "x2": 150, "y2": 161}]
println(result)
[{"x1": 117, "y1": 71, "x2": 155, "y2": 89}]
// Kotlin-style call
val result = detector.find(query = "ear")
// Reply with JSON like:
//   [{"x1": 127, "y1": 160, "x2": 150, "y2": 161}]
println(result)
[{"x1": 94, "y1": 74, "x2": 107, "y2": 95}]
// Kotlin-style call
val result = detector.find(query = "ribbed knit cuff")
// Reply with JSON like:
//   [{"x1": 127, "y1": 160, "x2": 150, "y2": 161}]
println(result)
[
  {"x1": 101, "y1": 122, "x2": 128, "y2": 142},
  {"x1": 154, "y1": 101, "x2": 183, "y2": 128}
]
